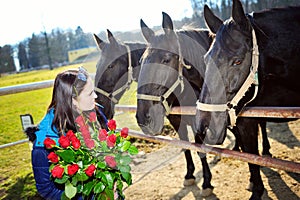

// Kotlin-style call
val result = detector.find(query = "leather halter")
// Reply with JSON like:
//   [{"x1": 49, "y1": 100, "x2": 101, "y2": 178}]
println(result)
[
  {"x1": 94, "y1": 45, "x2": 134, "y2": 104},
  {"x1": 136, "y1": 33, "x2": 191, "y2": 116},
  {"x1": 196, "y1": 28, "x2": 259, "y2": 128}
]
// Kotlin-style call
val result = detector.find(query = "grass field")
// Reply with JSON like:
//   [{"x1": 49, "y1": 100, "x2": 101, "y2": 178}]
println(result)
[{"x1": 0, "y1": 61, "x2": 141, "y2": 199}]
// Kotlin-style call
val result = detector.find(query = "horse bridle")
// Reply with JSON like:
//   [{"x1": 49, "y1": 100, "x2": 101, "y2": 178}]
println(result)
[
  {"x1": 196, "y1": 26, "x2": 259, "y2": 128},
  {"x1": 94, "y1": 45, "x2": 134, "y2": 104},
  {"x1": 136, "y1": 33, "x2": 191, "y2": 115}
]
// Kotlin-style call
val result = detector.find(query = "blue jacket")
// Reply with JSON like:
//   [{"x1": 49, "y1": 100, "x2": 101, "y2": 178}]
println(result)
[
  {"x1": 32, "y1": 109, "x2": 66, "y2": 200},
  {"x1": 32, "y1": 108, "x2": 108, "y2": 200}
]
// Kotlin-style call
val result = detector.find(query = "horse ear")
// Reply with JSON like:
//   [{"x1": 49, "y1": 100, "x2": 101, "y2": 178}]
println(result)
[
  {"x1": 162, "y1": 12, "x2": 174, "y2": 34},
  {"x1": 140, "y1": 19, "x2": 155, "y2": 43},
  {"x1": 232, "y1": 0, "x2": 248, "y2": 28},
  {"x1": 107, "y1": 29, "x2": 117, "y2": 44},
  {"x1": 93, "y1": 33, "x2": 105, "y2": 50},
  {"x1": 204, "y1": 5, "x2": 223, "y2": 34}
]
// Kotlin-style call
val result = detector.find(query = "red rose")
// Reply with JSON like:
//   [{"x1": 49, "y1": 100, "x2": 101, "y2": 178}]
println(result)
[
  {"x1": 80, "y1": 125, "x2": 90, "y2": 136},
  {"x1": 98, "y1": 129, "x2": 108, "y2": 141},
  {"x1": 47, "y1": 152, "x2": 59, "y2": 163},
  {"x1": 44, "y1": 137, "x2": 56, "y2": 149},
  {"x1": 67, "y1": 164, "x2": 79, "y2": 176},
  {"x1": 121, "y1": 127, "x2": 129, "y2": 138},
  {"x1": 58, "y1": 135, "x2": 70, "y2": 148},
  {"x1": 107, "y1": 134, "x2": 116, "y2": 148},
  {"x1": 89, "y1": 112, "x2": 97, "y2": 122},
  {"x1": 107, "y1": 119, "x2": 116, "y2": 131},
  {"x1": 75, "y1": 115, "x2": 85, "y2": 127},
  {"x1": 84, "y1": 139, "x2": 95, "y2": 149},
  {"x1": 66, "y1": 130, "x2": 76, "y2": 140},
  {"x1": 105, "y1": 155, "x2": 117, "y2": 168},
  {"x1": 85, "y1": 164, "x2": 96, "y2": 177},
  {"x1": 51, "y1": 165, "x2": 64, "y2": 178},
  {"x1": 71, "y1": 137, "x2": 81, "y2": 150}
]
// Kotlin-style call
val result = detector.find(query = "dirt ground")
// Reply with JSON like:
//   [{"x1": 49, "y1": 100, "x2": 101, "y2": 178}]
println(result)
[{"x1": 124, "y1": 120, "x2": 300, "y2": 200}]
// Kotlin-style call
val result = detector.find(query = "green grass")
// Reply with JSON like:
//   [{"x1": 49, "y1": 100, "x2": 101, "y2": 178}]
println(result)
[
  {"x1": 0, "y1": 62, "x2": 140, "y2": 199},
  {"x1": 0, "y1": 61, "x2": 97, "y2": 88}
]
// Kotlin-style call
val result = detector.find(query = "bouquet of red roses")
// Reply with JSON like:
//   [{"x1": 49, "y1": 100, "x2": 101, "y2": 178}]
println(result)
[{"x1": 44, "y1": 112, "x2": 138, "y2": 200}]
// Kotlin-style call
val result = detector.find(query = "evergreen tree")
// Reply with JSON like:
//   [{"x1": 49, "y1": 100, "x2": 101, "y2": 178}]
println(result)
[
  {"x1": 0, "y1": 45, "x2": 16, "y2": 73},
  {"x1": 49, "y1": 28, "x2": 68, "y2": 65},
  {"x1": 28, "y1": 34, "x2": 43, "y2": 68},
  {"x1": 75, "y1": 26, "x2": 89, "y2": 49},
  {"x1": 18, "y1": 42, "x2": 29, "y2": 70}
]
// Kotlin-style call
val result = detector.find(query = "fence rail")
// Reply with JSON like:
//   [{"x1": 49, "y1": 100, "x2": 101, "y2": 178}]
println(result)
[
  {"x1": 0, "y1": 80, "x2": 54, "y2": 96},
  {"x1": 128, "y1": 129, "x2": 300, "y2": 173},
  {"x1": 116, "y1": 105, "x2": 300, "y2": 118},
  {"x1": 0, "y1": 74, "x2": 95, "y2": 96}
]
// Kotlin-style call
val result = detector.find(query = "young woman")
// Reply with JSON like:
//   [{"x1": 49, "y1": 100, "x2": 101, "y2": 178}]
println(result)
[{"x1": 30, "y1": 67, "x2": 107, "y2": 199}]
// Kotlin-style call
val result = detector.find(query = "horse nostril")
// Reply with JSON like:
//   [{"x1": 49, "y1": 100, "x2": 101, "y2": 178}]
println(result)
[{"x1": 146, "y1": 112, "x2": 151, "y2": 120}]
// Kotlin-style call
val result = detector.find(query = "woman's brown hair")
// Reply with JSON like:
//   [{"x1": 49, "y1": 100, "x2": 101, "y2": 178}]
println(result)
[{"x1": 48, "y1": 68, "x2": 88, "y2": 134}]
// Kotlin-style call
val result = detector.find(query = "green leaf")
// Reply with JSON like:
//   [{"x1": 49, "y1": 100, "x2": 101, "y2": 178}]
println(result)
[
  {"x1": 116, "y1": 179, "x2": 124, "y2": 193},
  {"x1": 118, "y1": 164, "x2": 131, "y2": 173},
  {"x1": 65, "y1": 181, "x2": 77, "y2": 199},
  {"x1": 61, "y1": 192, "x2": 71, "y2": 200},
  {"x1": 54, "y1": 174, "x2": 68, "y2": 184},
  {"x1": 95, "y1": 170, "x2": 104, "y2": 179},
  {"x1": 56, "y1": 149, "x2": 75, "y2": 163},
  {"x1": 120, "y1": 140, "x2": 131, "y2": 152},
  {"x1": 83, "y1": 181, "x2": 95, "y2": 196},
  {"x1": 71, "y1": 176, "x2": 78, "y2": 185},
  {"x1": 104, "y1": 187, "x2": 114, "y2": 200},
  {"x1": 128, "y1": 145, "x2": 139, "y2": 155},
  {"x1": 100, "y1": 141, "x2": 109, "y2": 151},
  {"x1": 118, "y1": 155, "x2": 131, "y2": 165},
  {"x1": 77, "y1": 183, "x2": 84, "y2": 193},
  {"x1": 75, "y1": 171, "x2": 89, "y2": 181},
  {"x1": 121, "y1": 171, "x2": 132, "y2": 185},
  {"x1": 96, "y1": 193, "x2": 108, "y2": 200},
  {"x1": 97, "y1": 161, "x2": 106, "y2": 169},
  {"x1": 94, "y1": 181, "x2": 105, "y2": 193},
  {"x1": 101, "y1": 171, "x2": 114, "y2": 189}
]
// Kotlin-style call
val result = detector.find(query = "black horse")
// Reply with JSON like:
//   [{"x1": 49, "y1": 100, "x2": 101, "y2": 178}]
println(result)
[
  {"x1": 94, "y1": 25, "x2": 215, "y2": 193},
  {"x1": 196, "y1": 0, "x2": 300, "y2": 199},
  {"x1": 136, "y1": 12, "x2": 215, "y2": 196},
  {"x1": 93, "y1": 30, "x2": 145, "y2": 119}
]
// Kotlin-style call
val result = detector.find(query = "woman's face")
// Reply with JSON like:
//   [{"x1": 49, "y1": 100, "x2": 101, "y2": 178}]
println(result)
[{"x1": 73, "y1": 77, "x2": 97, "y2": 111}]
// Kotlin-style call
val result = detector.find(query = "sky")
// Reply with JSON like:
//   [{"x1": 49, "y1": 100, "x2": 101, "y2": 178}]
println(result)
[{"x1": 1, "y1": 0, "x2": 193, "y2": 47}]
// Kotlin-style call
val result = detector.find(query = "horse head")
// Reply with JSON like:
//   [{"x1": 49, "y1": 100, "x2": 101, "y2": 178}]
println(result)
[
  {"x1": 196, "y1": 0, "x2": 256, "y2": 145},
  {"x1": 136, "y1": 12, "x2": 210, "y2": 135},
  {"x1": 94, "y1": 29, "x2": 135, "y2": 119}
]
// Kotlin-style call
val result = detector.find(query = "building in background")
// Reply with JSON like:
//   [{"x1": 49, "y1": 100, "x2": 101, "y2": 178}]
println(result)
[{"x1": 68, "y1": 47, "x2": 97, "y2": 63}]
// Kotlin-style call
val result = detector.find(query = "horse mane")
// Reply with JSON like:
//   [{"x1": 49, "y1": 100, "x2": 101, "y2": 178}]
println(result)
[
  {"x1": 176, "y1": 28, "x2": 212, "y2": 77},
  {"x1": 254, "y1": 5, "x2": 300, "y2": 18},
  {"x1": 253, "y1": 5, "x2": 300, "y2": 32}
]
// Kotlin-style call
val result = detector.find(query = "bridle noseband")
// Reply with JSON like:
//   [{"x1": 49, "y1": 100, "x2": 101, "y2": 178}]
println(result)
[
  {"x1": 196, "y1": 26, "x2": 259, "y2": 128},
  {"x1": 94, "y1": 45, "x2": 134, "y2": 104},
  {"x1": 136, "y1": 33, "x2": 191, "y2": 116}
]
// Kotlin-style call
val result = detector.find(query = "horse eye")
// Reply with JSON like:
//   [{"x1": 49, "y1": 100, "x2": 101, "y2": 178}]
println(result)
[
  {"x1": 108, "y1": 63, "x2": 115, "y2": 68},
  {"x1": 233, "y1": 59, "x2": 242, "y2": 66}
]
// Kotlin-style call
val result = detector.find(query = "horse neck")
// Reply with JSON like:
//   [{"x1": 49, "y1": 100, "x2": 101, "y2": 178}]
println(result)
[
  {"x1": 125, "y1": 42, "x2": 146, "y2": 81},
  {"x1": 252, "y1": 7, "x2": 300, "y2": 48},
  {"x1": 177, "y1": 29, "x2": 211, "y2": 91},
  {"x1": 247, "y1": 7, "x2": 300, "y2": 106}
]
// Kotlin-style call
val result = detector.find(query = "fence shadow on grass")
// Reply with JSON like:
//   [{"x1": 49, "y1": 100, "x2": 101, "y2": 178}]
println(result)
[
  {"x1": 3, "y1": 172, "x2": 43, "y2": 200},
  {"x1": 261, "y1": 167, "x2": 300, "y2": 200}
]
